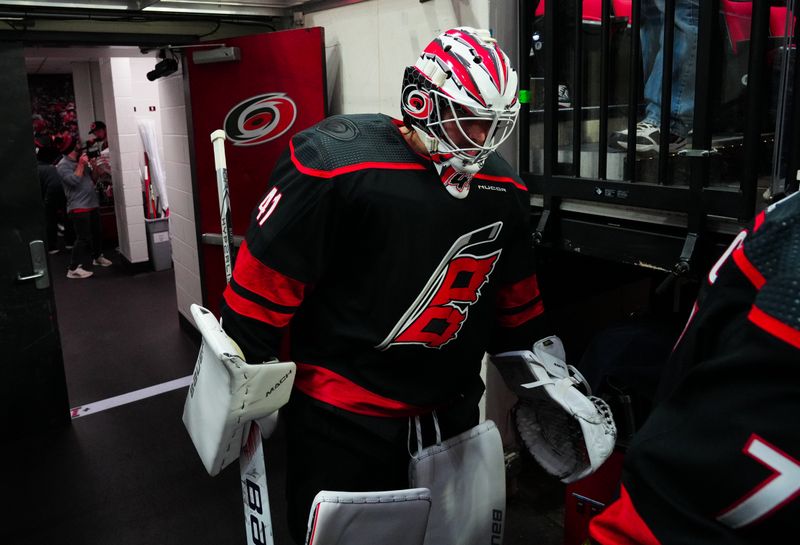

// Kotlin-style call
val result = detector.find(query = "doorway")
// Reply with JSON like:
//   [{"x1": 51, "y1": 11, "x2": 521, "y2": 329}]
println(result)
[{"x1": 24, "y1": 44, "x2": 201, "y2": 413}]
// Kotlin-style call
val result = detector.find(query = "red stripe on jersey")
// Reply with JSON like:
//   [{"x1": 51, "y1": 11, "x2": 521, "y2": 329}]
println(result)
[
  {"x1": 294, "y1": 363, "x2": 431, "y2": 417},
  {"x1": 753, "y1": 210, "x2": 766, "y2": 231},
  {"x1": 223, "y1": 285, "x2": 293, "y2": 328},
  {"x1": 497, "y1": 299, "x2": 544, "y2": 328},
  {"x1": 748, "y1": 306, "x2": 800, "y2": 349},
  {"x1": 496, "y1": 274, "x2": 541, "y2": 309},
  {"x1": 732, "y1": 246, "x2": 767, "y2": 289},
  {"x1": 290, "y1": 139, "x2": 427, "y2": 179},
  {"x1": 233, "y1": 241, "x2": 306, "y2": 307},
  {"x1": 473, "y1": 172, "x2": 527, "y2": 191},
  {"x1": 589, "y1": 484, "x2": 662, "y2": 545}
]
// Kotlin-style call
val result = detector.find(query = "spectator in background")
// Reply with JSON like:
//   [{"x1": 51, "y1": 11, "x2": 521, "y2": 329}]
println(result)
[
  {"x1": 55, "y1": 134, "x2": 113, "y2": 279},
  {"x1": 531, "y1": 0, "x2": 578, "y2": 108},
  {"x1": 611, "y1": 0, "x2": 699, "y2": 153},
  {"x1": 86, "y1": 120, "x2": 113, "y2": 206},
  {"x1": 85, "y1": 120, "x2": 108, "y2": 155}
]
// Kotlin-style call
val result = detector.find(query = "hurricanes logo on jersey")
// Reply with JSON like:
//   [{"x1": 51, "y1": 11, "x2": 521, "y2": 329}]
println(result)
[
  {"x1": 377, "y1": 222, "x2": 502, "y2": 350},
  {"x1": 224, "y1": 92, "x2": 297, "y2": 146}
]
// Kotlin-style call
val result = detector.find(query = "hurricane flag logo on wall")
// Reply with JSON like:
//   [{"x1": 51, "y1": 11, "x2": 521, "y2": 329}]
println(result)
[{"x1": 223, "y1": 92, "x2": 297, "y2": 146}]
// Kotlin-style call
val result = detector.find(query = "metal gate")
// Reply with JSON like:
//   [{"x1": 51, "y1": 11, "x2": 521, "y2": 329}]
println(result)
[{"x1": 519, "y1": 0, "x2": 798, "y2": 274}]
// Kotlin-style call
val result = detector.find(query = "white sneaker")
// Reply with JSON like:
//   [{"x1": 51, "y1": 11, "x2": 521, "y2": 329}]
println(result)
[
  {"x1": 558, "y1": 84, "x2": 572, "y2": 108},
  {"x1": 93, "y1": 255, "x2": 113, "y2": 267},
  {"x1": 611, "y1": 121, "x2": 688, "y2": 153},
  {"x1": 66, "y1": 265, "x2": 93, "y2": 279}
]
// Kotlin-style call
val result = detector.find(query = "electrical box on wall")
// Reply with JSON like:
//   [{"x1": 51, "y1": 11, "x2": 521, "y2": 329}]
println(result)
[{"x1": 192, "y1": 47, "x2": 240, "y2": 65}]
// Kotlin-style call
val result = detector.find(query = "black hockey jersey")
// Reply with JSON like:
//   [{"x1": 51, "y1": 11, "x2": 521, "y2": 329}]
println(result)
[
  {"x1": 220, "y1": 114, "x2": 548, "y2": 416},
  {"x1": 590, "y1": 191, "x2": 800, "y2": 544}
]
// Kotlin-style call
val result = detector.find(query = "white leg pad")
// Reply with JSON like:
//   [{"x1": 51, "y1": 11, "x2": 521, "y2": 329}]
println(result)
[
  {"x1": 183, "y1": 304, "x2": 296, "y2": 476},
  {"x1": 409, "y1": 420, "x2": 506, "y2": 545},
  {"x1": 304, "y1": 489, "x2": 432, "y2": 545}
]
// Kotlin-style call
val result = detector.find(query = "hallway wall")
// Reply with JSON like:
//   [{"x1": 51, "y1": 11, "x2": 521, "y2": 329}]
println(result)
[{"x1": 157, "y1": 62, "x2": 202, "y2": 322}]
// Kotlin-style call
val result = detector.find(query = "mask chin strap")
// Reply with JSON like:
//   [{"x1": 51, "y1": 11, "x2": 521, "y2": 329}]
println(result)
[{"x1": 412, "y1": 126, "x2": 438, "y2": 155}]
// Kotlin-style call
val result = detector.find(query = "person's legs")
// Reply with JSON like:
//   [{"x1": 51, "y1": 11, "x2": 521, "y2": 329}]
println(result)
[
  {"x1": 669, "y1": 0, "x2": 699, "y2": 137},
  {"x1": 89, "y1": 209, "x2": 104, "y2": 260},
  {"x1": 283, "y1": 396, "x2": 410, "y2": 544},
  {"x1": 283, "y1": 386, "x2": 482, "y2": 544},
  {"x1": 556, "y1": 0, "x2": 578, "y2": 107},
  {"x1": 68, "y1": 211, "x2": 91, "y2": 271},
  {"x1": 62, "y1": 207, "x2": 75, "y2": 248},
  {"x1": 642, "y1": 0, "x2": 666, "y2": 126}
]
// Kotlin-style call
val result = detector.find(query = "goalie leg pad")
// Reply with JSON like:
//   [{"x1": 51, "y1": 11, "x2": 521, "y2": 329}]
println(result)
[
  {"x1": 183, "y1": 304, "x2": 296, "y2": 475},
  {"x1": 409, "y1": 419, "x2": 506, "y2": 545},
  {"x1": 304, "y1": 489, "x2": 431, "y2": 545}
]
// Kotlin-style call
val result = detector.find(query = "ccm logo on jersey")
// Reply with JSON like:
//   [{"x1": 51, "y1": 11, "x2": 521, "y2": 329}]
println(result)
[
  {"x1": 377, "y1": 222, "x2": 502, "y2": 349},
  {"x1": 224, "y1": 92, "x2": 297, "y2": 146}
]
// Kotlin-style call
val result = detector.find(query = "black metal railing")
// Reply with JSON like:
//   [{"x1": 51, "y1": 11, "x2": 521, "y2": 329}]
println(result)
[{"x1": 519, "y1": 0, "x2": 798, "y2": 272}]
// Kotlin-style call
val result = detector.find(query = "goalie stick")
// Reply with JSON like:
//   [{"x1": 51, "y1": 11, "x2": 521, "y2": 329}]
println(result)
[{"x1": 211, "y1": 129, "x2": 276, "y2": 545}]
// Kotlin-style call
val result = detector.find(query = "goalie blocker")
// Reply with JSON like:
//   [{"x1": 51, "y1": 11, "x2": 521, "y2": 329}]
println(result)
[
  {"x1": 492, "y1": 336, "x2": 617, "y2": 483},
  {"x1": 183, "y1": 304, "x2": 296, "y2": 476}
]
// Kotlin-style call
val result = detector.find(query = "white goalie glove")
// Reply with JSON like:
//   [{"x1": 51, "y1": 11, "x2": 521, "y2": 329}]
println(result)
[
  {"x1": 183, "y1": 304, "x2": 296, "y2": 476},
  {"x1": 491, "y1": 336, "x2": 616, "y2": 483}
]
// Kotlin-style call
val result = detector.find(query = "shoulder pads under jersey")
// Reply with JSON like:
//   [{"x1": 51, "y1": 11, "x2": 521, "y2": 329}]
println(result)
[
  {"x1": 290, "y1": 114, "x2": 424, "y2": 176},
  {"x1": 745, "y1": 190, "x2": 800, "y2": 278}
]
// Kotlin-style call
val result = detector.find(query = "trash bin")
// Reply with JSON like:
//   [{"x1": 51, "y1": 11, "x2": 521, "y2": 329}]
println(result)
[{"x1": 145, "y1": 217, "x2": 172, "y2": 271}]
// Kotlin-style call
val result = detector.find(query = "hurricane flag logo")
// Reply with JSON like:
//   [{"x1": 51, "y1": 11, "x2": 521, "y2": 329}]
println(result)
[
  {"x1": 402, "y1": 86, "x2": 432, "y2": 120},
  {"x1": 224, "y1": 93, "x2": 298, "y2": 146}
]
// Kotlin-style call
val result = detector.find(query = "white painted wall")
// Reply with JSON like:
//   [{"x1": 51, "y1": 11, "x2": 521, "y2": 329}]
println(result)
[
  {"x1": 68, "y1": 52, "x2": 200, "y2": 324},
  {"x1": 157, "y1": 64, "x2": 202, "y2": 323},
  {"x1": 70, "y1": 61, "x2": 107, "y2": 143},
  {"x1": 97, "y1": 57, "x2": 158, "y2": 264},
  {"x1": 304, "y1": 0, "x2": 519, "y2": 170},
  {"x1": 305, "y1": 0, "x2": 490, "y2": 117},
  {"x1": 70, "y1": 62, "x2": 94, "y2": 141}
]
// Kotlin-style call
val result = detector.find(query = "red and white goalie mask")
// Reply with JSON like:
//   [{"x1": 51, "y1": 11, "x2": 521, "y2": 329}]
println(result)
[{"x1": 401, "y1": 27, "x2": 520, "y2": 199}]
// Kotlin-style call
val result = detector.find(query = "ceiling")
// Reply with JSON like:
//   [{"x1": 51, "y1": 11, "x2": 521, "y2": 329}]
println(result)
[
  {"x1": 4, "y1": 0, "x2": 366, "y2": 69},
  {"x1": 0, "y1": 1, "x2": 296, "y2": 18},
  {"x1": 24, "y1": 45, "x2": 155, "y2": 73},
  {"x1": 0, "y1": 0, "x2": 363, "y2": 17}
]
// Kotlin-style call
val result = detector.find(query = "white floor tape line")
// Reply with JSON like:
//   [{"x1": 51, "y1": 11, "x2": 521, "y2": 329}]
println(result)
[{"x1": 70, "y1": 375, "x2": 194, "y2": 419}]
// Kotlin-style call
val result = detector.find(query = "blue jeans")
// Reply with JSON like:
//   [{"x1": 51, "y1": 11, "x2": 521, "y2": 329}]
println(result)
[{"x1": 640, "y1": 0, "x2": 699, "y2": 137}]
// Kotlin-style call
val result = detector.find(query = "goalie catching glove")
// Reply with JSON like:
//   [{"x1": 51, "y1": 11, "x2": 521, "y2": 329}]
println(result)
[
  {"x1": 183, "y1": 304, "x2": 296, "y2": 476},
  {"x1": 491, "y1": 336, "x2": 616, "y2": 483}
]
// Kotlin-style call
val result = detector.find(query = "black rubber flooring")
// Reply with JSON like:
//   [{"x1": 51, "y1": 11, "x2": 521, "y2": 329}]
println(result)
[{"x1": 1, "y1": 248, "x2": 564, "y2": 545}]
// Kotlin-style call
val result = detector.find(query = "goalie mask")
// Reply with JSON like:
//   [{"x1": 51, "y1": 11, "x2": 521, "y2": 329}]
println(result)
[{"x1": 401, "y1": 27, "x2": 520, "y2": 199}]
